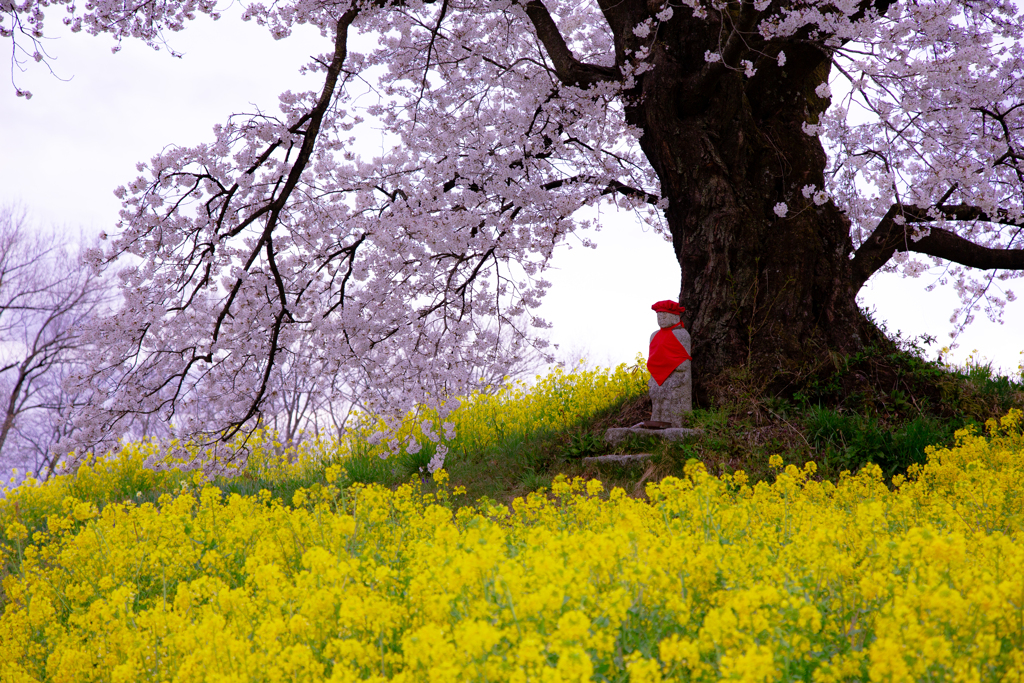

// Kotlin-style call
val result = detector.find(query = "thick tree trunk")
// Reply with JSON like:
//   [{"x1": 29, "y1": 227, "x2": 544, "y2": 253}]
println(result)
[
  {"x1": 630, "y1": 40, "x2": 872, "y2": 403},
  {"x1": 530, "y1": 0, "x2": 1023, "y2": 406}
]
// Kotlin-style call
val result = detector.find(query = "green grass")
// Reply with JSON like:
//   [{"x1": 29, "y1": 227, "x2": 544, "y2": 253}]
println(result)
[{"x1": 802, "y1": 407, "x2": 959, "y2": 480}]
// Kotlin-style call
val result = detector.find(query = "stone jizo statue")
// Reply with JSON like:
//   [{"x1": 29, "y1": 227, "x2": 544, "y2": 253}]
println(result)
[{"x1": 647, "y1": 300, "x2": 692, "y2": 427}]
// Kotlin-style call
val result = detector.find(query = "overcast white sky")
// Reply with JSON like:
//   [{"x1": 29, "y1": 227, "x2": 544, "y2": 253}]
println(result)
[{"x1": 2, "y1": 11, "x2": 1022, "y2": 376}]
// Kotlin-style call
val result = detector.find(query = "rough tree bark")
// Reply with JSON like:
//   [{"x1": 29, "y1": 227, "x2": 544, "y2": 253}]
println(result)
[{"x1": 635, "y1": 31, "x2": 865, "y2": 400}]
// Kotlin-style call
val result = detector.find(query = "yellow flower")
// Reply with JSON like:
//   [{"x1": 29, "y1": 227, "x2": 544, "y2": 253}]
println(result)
[
  {"x1": 3, "y1": 401, "x2": 1024, "y2": 683},
  {"x1": 432, "y1": 468, "x2": 449, "y2": 486},
  {"x1": 626, "y1": 652, "x2": 664, "y2": 683},
  {"x1": 5, "y1": 520, "x2": 28, "y2": 542}
]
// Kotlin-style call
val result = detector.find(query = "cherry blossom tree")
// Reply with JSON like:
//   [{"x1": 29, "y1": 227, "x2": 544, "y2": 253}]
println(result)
[{"x1": 5, "y1": 0, "x2": 1023, "y2": 456}]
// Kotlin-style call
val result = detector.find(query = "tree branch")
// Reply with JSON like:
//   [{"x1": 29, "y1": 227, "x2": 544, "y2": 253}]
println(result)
[
  {"x1": 851, "y1": 203, "x2": 1024, "y2": 290},
  {"x1": 521, "y1": 0, "x2": 620, "y2": 88},
  {"x1": 539, "y1": 175, "x2": 660, "y2": 204}
]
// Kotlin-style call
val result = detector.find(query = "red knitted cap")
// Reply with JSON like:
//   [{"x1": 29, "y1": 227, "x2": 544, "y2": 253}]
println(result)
[{"x1": 651, "y1": 300, "x2": 684, "y2": 315}]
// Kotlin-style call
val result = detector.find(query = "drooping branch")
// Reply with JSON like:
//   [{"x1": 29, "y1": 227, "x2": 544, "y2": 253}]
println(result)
[
  {"x1": 143, "y1": 9, "x2": 360, "y2": 441},
  {"x1": 521, "y1": 0, "x2": 620, "y2": 88},
  {"x1": 226, "y1": 10, "x2": 358, "y2": 242},
  {"x1": 851, "y1": 203, "x2": 1024, "y2": 290}
]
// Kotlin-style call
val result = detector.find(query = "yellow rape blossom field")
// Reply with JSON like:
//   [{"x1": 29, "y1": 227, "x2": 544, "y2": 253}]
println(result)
[
  {"x1": 341, "y1": 360, "x2": 651, "y2": 468},
  {"x1": 2, "y1": 401, "x2": 1024, "y2": 680}
]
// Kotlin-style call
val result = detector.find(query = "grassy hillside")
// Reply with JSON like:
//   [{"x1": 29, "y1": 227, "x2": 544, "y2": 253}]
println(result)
[{"x1": 1, "y1": 349, "x2": 1023, "y2": 681}]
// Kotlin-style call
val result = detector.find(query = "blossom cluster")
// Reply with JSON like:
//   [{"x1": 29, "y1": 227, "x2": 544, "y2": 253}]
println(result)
[{"x1": 3, "y1": 410, "x2": 1023, "y2": 681}]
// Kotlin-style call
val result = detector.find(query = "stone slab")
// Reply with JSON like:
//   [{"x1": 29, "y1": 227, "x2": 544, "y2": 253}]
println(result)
[
  {"x1": 603, "y1": 427, "x2": 703, "y2": 446},
  {"x1": 582, "y1": 453, "x2": 653, "y2": 466}
]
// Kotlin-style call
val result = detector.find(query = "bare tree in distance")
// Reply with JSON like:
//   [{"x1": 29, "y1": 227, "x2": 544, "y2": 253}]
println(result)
[{"x1": 0, "y1": 205, "x2": 114, "y2": 478}]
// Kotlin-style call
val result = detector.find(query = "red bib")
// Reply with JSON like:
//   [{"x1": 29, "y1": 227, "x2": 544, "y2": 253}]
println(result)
[{"x1": 648, "y1": 322, "x2": 692, "y2": 386}]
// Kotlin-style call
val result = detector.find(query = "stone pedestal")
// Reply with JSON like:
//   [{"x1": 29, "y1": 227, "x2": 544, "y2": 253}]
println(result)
[{"x1": 648, "y1": 368, "x2": 691, "y2": 427}]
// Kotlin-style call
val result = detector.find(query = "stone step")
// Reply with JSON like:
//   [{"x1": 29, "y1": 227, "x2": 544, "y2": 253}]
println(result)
[
  {"x1": 581, "y1": 453, "x2": 654, "y2": 466},
  {"x1": 603, "y1": 426, "x2": 703, "y2": 446}
]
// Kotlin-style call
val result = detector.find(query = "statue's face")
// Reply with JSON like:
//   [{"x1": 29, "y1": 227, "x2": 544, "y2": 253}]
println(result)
[{"x1": 656, "y1": 311, "x2": 680, "y2": 328}]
